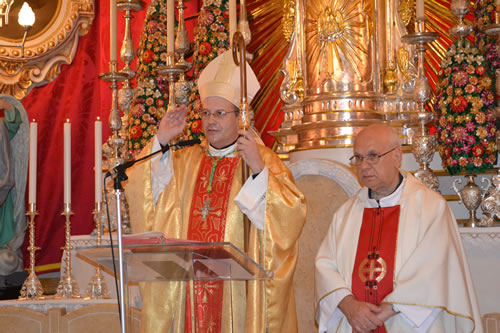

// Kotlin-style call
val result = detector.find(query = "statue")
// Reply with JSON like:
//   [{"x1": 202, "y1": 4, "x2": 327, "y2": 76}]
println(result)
[{"x1": 0, "y1": 95, "x2": 29, "y2": 285}]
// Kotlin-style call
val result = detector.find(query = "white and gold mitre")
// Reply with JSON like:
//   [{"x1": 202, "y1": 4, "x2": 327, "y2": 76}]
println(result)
[{"x1": 197, "y1": 50, "x2": 260, "y2": 108}]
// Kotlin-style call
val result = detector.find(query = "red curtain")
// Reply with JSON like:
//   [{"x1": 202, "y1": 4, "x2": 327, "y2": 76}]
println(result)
[{"x1": 20, "y1": 0, "x2": 150, "y2": 272}]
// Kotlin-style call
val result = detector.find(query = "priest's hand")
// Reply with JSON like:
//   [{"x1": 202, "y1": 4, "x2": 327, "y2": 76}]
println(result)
[
  {"x1": 338, "y1": 295, "x2": 383, "y2": 333},
  {"x1": 237, "y1": 129, "x2": 265, "y2": 174},
  {"x1": 157, "y1": 105, "x2": 188, "y2": 145},
  {"x1": 376, "y1": 303, "x2": 397, "y2": 323}
]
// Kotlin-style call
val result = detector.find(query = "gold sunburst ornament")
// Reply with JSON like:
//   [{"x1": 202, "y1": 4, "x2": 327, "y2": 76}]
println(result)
[{"x1": 306, "y1": 0, "x2": 373, "y2": 91}]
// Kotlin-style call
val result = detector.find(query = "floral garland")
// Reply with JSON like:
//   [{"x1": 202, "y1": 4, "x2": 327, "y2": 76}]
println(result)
[
  {"x1": 183, "y1": 0, "x2": 230, "y2": 141},
  {"x1": 474, "y1": 0, "x2": 500, "y2": 77},
  {"x1": 128, "y1": 0, "x2": 170, "y2": 156},
  {"x1": 127, "y1": 0, "x2": 230, "y2": 156},
  {"x1": 434, "y1": 39, "x2": 497, "y2": 175}
]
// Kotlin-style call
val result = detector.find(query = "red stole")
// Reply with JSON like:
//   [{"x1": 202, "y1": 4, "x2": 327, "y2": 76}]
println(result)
[
  {"x1": 184, "y1": 154, "x2": 240, "y2": 333},
  {"x1": 352, "y1": 206, "x2": 400, "y2": 333}
]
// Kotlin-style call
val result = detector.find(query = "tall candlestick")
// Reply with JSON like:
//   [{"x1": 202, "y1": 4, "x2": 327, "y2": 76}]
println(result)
[
  {"x1": 95, "y1": 119, "x2": 102, "y2": 204},
  {"x1": 110, "y1": 0, "x2": 117, "y2": 61},
  {"x1": 229, "y1": 0, "x2": 236, "y2": 44},
  {"x1": 167, "y1": 0, "x2": 175, "y2": 53},
  {"x1": 64, "y1": 120, "x2": 71, "y2": 204},
  {"x1": 416, "y1": 0, "x2": 425, "y2": 21},
  {"x1": 28, "y1": 120, "x2": 37, "y2": 204}
]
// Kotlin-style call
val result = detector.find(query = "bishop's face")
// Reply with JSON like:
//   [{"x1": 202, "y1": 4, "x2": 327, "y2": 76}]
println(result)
[{"x1": 201, "y1": 96, "x2": 240, "y2": 149}]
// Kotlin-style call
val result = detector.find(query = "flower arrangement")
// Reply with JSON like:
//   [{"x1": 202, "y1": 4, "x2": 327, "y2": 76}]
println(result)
[
  {"x1": 184, "y1": 0, "x2": 230, "y2": 142},
  {"x1": 128, "y1": 0, "x2": 230, "y2": 157},
  {"x1": 474, "y1": 0, "x2": 500, "y2": 77},
  {"x1": 434, "y1": 39, "x2": 498, "y2": 175}
]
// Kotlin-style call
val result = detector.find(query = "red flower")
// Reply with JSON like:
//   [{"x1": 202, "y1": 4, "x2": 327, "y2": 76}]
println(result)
[
  {"x1": 199, "y1": 42, "x2": 212, "y2": 56},
  {"x1": 450, "y1": 96, "x2": 468, "y2": 113},
  {"x1": 156, "y1": 99, "x2": 165, "y2": 107},
  {"x1": 476, "y1": 65, "x2": 486, "y2": 76},
  {"x1": 191, "y1": 119, "x2": 202, "y2": 134},
  {"x1": 472, "y1": 144, "x2": 484, "y2": 157},
  {"x1": 130, "y1": 125, "x2": 143, "y2": 140},
  {"x1": 142, "y1": 49, "x2": 155, "y2": 64}
]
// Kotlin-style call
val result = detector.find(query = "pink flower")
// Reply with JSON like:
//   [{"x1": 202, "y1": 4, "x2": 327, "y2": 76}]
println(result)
[
  {"x1": 481, "y1": 91, "x2": 495, "y2": 106},
  {"x1": 465, "y1": 122, "x2": 475, "y2": 132},
  {"x1": 473, "y1": 157, "x2": 483, "y2": 167},
  {"x1": 451, "y1": 127, "x2": 468, "y2": 143},
  {"x1": 451, "y1": 71, "x2": 468, "y2": 87}
]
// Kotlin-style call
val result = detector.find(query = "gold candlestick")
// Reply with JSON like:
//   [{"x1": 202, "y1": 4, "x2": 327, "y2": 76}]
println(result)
[
  {"x1": 85, "y1": 202, "x2": 109, "y2": 299},
  {"x1": 157, "y1": 54, "x2": 188, "y2": 113},
  {"x1": 56, "y1": 203, "x2": 80, "y2": 298},
  {"x1": 19, "y1": 203, "x2": 44, "y2": 300}
]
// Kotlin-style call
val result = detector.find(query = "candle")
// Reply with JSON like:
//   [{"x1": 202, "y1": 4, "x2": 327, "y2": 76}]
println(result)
[
  {"x1": 95, "y1": 119, "x2": 102, "y2": 204},
  {"x1": 416, "y1": 0, "x2": 425, "y2": 21},
  {"x1": 28, "y1": 120, "x2": 37, "y2": 204},
  {"x1": 229, "y1": 0, "x2": 236, "y2": 45},
  {"x1": 110, "y1": 0, "x2": 117, "y2": 61},
  {"x1": 64, "y1": 120, "x2": 71, "y2": 204},
  {"x1": 167, "y1": 0, "x2": 175, "y2": 53}
]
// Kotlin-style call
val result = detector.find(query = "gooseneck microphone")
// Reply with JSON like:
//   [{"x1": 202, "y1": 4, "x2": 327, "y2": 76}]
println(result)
[{"x1": 106, "y1": 138, "x2": 201, "y2": 179}]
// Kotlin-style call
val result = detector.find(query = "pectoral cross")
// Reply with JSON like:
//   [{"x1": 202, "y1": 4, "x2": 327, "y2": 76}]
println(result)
[{"x1": 199, "y1": 198, "x2": 213, "y2": 222}]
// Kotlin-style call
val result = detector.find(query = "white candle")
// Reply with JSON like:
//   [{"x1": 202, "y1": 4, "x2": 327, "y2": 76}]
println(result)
[
  {"x1": 110, "y1": 0, "x2": 117, "y2": 61},
  {"x1": 64, "y1": 120, "x2": 71, "y2": 204},
  {"x1": 229, "y1": 0, "x2": 236, "y2": 45},
  {"x1": 416, "y1": 0, "x2": 425, "y2": 21},
  {"x1": 28, "y1": 120, "x2": 37, "y2": 204},
  {"x1": 95, "y1": 119, "x2": 102, "y2": 204},
  {"x1": 167, "y1": 0, "x2": 175, "y2": 53}
]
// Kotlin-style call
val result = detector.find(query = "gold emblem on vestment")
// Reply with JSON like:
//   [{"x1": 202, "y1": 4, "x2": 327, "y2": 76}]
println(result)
[{"x1": 358, "y1": 256, "x2": 387, "y2": 283}]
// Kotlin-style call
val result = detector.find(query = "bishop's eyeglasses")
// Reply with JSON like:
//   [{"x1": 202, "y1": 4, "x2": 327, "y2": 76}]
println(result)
[
  {"x1": 349, "y1": 147, "x2": 397, "y2": 166},
  {"x1": 199, "y1": 110, "x2": 238, "y2": 119}
]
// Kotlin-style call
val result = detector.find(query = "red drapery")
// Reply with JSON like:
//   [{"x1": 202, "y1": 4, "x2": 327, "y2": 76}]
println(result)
[{"x1": 20, "y1": 0, "x2": 151, "y2": 272}]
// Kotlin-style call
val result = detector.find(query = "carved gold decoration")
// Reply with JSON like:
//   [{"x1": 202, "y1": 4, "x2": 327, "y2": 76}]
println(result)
[
  {"x1": 398, "y1": 0, "x2": 413, "y2": 27},
  {"x1": 282, "y1": 0, "x2": 295, "y2": 42},
  {"x1": 383, "y1": 60, "x2": 398, "y2": 93},
  {"x1": 306, "y1": 0, "x2": 373, "y2": 93},
  {"x1": 0, "y1": 0, "x2": 94, "y2": 99}
]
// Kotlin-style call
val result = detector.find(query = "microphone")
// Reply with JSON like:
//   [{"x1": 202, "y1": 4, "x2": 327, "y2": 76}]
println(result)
[{"x1": 106, "y1": 138, "x2": 201, "y2": 179}]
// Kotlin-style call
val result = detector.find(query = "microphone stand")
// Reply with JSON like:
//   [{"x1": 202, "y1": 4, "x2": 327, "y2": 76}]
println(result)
[{"x1": 108, "y1": 138, "x2": 200, "y2": 333}]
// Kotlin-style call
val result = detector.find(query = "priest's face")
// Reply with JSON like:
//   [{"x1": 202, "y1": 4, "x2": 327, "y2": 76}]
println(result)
[
  {"x1": 201, "y1": 96, "x2": 240, "y2": 149},
  {"x1": 353, "y1": 125, "x2": 402, "y2": 199}
]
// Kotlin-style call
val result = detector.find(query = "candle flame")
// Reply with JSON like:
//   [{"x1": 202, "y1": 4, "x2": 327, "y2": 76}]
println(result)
[
  {"x1": 66, "y1": 119, "x2": 70, "y2": 122},
  {"x1": 97, "y1": 116, "x2": 101, "y2": 121}
]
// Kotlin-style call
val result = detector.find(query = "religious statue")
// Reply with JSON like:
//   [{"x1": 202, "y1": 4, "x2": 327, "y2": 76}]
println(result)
[{"x1": 0, "y1": 95, "x2": 29, "y2": 280}]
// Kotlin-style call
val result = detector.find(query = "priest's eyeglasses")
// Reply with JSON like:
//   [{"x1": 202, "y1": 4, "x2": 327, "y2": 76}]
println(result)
[
  {"x1": 349, "y1": 147, "x2": 397, "y2": 166},
  {"x1": 199, "y1": 110, "x2": 238, "y2": 119}
]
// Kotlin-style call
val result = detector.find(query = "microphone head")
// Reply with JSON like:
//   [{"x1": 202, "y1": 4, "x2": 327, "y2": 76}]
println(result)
[{"x1": 174, "y1": 138, "x2": 201, "y2": 149}]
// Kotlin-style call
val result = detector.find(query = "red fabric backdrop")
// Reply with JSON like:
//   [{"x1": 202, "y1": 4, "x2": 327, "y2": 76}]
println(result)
[{"x1": 20, "y1": 0, "x2": 152, "y2": 272}]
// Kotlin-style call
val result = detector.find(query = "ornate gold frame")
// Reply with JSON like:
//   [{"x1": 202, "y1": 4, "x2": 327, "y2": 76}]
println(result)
[{"x1": 0, "y1": 0, "x2": 94, "y2": 99}]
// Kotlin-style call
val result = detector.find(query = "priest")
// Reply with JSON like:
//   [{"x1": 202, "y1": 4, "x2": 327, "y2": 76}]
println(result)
[
  {"x1": 127, "y1": 50, "x2": 306, "y2": 332},
  {"x1": 315, "y1": 124, "x2": 483, "y2": 333}
]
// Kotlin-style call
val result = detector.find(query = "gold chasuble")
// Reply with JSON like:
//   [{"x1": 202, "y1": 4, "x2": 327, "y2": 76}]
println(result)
[{"x1": 126, "y1": 139, "x2": 306, "y2": 333}]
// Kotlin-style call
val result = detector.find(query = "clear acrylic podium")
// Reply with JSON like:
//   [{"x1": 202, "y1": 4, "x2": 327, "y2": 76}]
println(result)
[{"x1": 77, "y1": 241, "x2": 272, "y2": 332}]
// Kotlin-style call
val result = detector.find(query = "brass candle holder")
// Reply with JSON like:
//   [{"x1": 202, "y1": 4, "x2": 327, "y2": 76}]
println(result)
[
  {"x1": 157, "y1": 54, "x2": 189, "y2": 113},
  {"x1": 401, "y1": 19, "x2": 440, "y2": 192},
  {"x1": 85, "y1": 202, "x2": 109, "y2": 299},
  {"x1": 56, "y1": 203, "x2": 80, "y2": 298},
  {"x1": 19, "y1": 203, "x2": 44, "y2": 300},
  {"x1": 99, "y1": 61, "x2": 131, "y2": 234}
]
